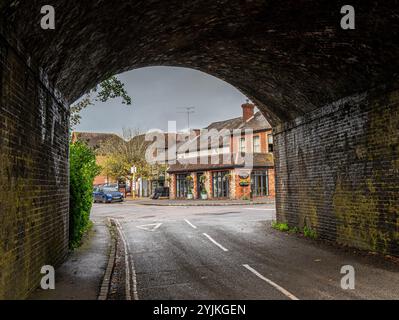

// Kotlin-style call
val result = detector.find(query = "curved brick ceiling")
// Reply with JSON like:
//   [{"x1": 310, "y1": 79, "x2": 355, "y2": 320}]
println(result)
[{"x1": 2, "y1": 0, "x2": 399, "y2": 124}]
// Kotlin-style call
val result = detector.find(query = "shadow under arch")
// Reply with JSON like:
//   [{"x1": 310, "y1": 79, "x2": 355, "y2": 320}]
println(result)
[
  {"x1": 3, "y1": 1, "x2": 398, "y2": 125},
  {"x1": 0, "y1": 0, "x2": 398, "y2": 299}
]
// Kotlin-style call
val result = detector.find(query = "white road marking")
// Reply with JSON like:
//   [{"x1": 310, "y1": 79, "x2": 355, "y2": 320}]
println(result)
[
  {"x1": 136, "y1": 223, "x2": 162, "y2": 232},
  {"x1": 203, "y1": 233, "x2": 229, "y2": 252},
  {"x1": 243, "y1": 264, "x2": 299, "y2": 300},
  {"x1": 184, "y1": 219, "x2": 197, "y2": 229},
  {"x1": 244, "y1": 208, "x2": 275, "y2": 211},
  {"x1": 114, "y1": 219, "x2": 139, "y2": 300}
]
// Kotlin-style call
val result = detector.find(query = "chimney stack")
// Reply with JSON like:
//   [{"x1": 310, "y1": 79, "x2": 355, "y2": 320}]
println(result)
[{"x1": 242, "y1": 101, "x2": 255, "y2": 122}]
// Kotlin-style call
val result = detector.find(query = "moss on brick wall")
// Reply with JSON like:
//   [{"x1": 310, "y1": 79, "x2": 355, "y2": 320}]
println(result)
[
  {"x1": 0, "y1": 36, "x2": 69, "y2": 299},
  {"x1": 275, "y1": 87, "x2": 399, "y2": 257}
]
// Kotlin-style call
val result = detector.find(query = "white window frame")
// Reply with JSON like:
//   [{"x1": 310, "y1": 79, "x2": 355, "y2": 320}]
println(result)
[
  {"x1": 239, "y1": 137, "x2": 246, "y2": 153},
  {"x1": 253, "y1": 135, "x2": 261, "y2": 153}
]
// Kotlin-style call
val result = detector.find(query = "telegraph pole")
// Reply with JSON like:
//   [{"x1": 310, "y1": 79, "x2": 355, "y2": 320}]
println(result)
[{"x1": 177, "y1": 107, "x2": 195, "y2": 130}]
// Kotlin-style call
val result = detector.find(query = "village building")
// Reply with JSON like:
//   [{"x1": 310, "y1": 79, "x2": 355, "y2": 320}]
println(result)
[
  {"x1": 71, "y1": 102, "x2": 275, "y2": 201},
  {"x1": 71, "y1": 131, "x2": 171, "y2": 197},
  {"x1": 71, "y1": 131, "x2": 122, "y2": 186},
  {"x1": 167, "y1": 102, "x2": 275, "y2": 200}
]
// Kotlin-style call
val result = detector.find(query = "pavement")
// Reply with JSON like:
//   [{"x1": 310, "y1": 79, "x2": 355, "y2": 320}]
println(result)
[
  {"x1": 28, "y1": 220, "x2": 110, "y2": 300},
  {"x1": 29, "y1": 202, "x2": 399, "y2": 300},
  {"x1": 126, "y1": 198, "x2": 274, "y2": 206}
]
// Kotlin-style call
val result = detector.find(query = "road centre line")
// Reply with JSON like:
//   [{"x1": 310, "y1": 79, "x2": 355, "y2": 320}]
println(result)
[
  {"x1": 243, "y1": 264, "x2": 299, "y2": 300},
  {"x1": 184, "y1": 219, "x2": 197, "y2": 229},
  {"x1": 203, "y1": 233, "x2": 229, "y2": 252}
]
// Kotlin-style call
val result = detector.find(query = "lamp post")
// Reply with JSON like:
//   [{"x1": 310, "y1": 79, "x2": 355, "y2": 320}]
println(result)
[{"x1": 130, "y1": 165, "x2": 137, "y2": 199}]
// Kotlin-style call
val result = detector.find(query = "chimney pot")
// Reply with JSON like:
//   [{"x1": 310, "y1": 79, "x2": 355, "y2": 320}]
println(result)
[{"x1": 242, "y1": 102, "x2": 255, "y2": 122}]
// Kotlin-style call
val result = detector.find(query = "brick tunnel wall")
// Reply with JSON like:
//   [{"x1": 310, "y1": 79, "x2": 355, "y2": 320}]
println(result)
[
  {"x1": 274, "y1": 87, "x2": 399, "y2": 256},
  {"x1": 0, "y1": 33, "x2": 70, "y2": 299},
  {"x1": 0, "y1": 1, "x2": 398, "y2": 297}
]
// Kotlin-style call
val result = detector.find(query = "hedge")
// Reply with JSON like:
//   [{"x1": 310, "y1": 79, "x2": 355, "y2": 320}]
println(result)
[{"x1": 69, "y1": 141, "x2": 101, "y2": 248}]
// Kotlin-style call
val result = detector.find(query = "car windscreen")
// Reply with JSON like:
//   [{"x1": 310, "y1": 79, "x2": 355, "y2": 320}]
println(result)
[{"x1": 103, "y1": 187, "x2": 118, "y2": 192}]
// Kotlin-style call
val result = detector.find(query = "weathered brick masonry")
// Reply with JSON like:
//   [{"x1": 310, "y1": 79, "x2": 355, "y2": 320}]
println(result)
[
  {"x1": 0, "y1": 33, "x2": 69, "y2": 299},
  {"x1": 274, "y1": 87, "x2": 399, "y2": 256},
  {"x1": 0, "y1": 0, "x2": 398, "y2": 298}
]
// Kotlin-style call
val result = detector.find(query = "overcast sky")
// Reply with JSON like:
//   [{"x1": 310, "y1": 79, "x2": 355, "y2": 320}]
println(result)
[{"x1": 75, "y1": 66, "x2": 250, "y2": 135}]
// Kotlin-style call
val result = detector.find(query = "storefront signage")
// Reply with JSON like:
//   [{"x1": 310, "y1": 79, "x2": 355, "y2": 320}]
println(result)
[{"x1": 239, "y1": 176, "x2": 250, "y2": 187}]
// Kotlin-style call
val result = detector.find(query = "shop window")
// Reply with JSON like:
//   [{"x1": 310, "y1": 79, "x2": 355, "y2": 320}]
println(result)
[
  {"x1": 176, "y1": 174, "x2": 189, "y2": 198},
  {"x1": 251, "y1": 170, "x2": 269, "y2": 197},
  {"x1": 212, "y1": 171, "x2": 230, "y2": 198}
]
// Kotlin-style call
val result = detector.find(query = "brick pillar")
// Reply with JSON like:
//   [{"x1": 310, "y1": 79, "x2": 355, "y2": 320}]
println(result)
[
  {"x1": 230, "y1": 170, "x2": 237, "y2": 199},
  {"x1": 268, "y1": 168, "x2": 275, "y2": 197},
  {"x1": 205, "y1": 171, "x2": 212, "y2": 199},
  {"x1": 169, "y1": 174, "x2": 176, "y2": 199},
  {"x1": 192, "y1": 173, "x2": 198, "y2": 199}
]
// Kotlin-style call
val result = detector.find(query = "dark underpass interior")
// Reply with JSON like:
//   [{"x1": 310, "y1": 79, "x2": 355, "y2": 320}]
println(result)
[{"x1": 0, "y1": 1, "x2": 398, "y2": 299}]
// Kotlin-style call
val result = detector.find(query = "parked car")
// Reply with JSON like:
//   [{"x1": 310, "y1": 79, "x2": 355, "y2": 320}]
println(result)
[{"x1": 93, "y1": 185, "x2": 124, "y2": 203}]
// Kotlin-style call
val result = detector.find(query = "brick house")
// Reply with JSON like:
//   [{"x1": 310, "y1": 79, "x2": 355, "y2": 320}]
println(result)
[
  {"x1": 167, "y1": 102, "x2": 275, "y2": 200},
  {"x1": 71, "y1": 131, "x2": 170, "y2": 196},
  {"x1": 71, "y1": 131, "x2": 122, "y2": 186}
]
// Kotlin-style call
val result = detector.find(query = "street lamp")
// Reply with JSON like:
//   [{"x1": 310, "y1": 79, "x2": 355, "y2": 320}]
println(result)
[{"x1": 130, "y1": 166, "x2": 137, "y2": 199}]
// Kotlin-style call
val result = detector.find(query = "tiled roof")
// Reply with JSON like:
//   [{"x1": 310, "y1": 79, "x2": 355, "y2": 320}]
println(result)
[
  {"x1": 242, "y1": 111, "x2": 273, "y2": 131},
  {"x1": 182, "y1": 111, "x2": 272, "y2": 151},
  {"x1": 206, "y1": 111, "x2": 272, "y2": 132},
  {"x1": 72, "y1": 132, "x2": 123, "y2": 149},
  {"x1": 168, "y1": 153, "x2": 274, "y2": 173},
  {"x1": 72, "y1": 110, "x2": 272, "y2": 157}
]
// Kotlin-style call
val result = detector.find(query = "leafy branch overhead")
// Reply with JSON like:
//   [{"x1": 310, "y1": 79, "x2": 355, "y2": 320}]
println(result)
[{"x1": 70, "y1": 76, "x2": 132, "y2": 128}]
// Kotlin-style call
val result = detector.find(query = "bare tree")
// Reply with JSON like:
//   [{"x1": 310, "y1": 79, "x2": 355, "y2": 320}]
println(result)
[{"x1": 97, "y1": 128, "x2": 154, "y2": 182}]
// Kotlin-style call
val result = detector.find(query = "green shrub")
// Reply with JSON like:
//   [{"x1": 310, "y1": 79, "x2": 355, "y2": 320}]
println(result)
[
  {"x1": 69, "y1": 141, "x2": 101, "y2": 249},
  {"x1": 271, "y1": 221, "x2": 290, "y2": 232},
  {"x1": 303, "y1": 226, "x2": 318, "y2": 239},
  {"x1": 272, "y1": 221, "x2": 318, "y2": 239}
]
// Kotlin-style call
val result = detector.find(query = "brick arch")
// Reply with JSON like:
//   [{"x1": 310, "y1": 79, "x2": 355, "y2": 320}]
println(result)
[
  {"x1": 0, "y1": 1, "x2": 399, "y2": 299},
  {"x1": 2, "y1": 0, "x2": 398, "y2": 125}
]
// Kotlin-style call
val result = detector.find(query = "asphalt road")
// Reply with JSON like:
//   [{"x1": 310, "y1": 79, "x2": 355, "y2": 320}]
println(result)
[{"x1": 91, "y1": 202, "x2": 399, "y2": 300}]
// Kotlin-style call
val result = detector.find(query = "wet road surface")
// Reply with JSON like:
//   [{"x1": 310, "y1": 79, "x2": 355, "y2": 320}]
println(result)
[{"x1": 92, "y1": 202, "x2": 399, "y2": 300}]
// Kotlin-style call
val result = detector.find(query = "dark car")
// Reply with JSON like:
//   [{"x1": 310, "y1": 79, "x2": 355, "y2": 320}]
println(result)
[{"x1": 93, "y1": 185, "x2": 124, "y2": 203}]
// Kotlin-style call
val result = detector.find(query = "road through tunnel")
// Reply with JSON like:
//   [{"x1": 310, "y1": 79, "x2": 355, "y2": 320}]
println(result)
[{"x1": 0, "y1": 0, "x2": 398, "y2": 298}]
